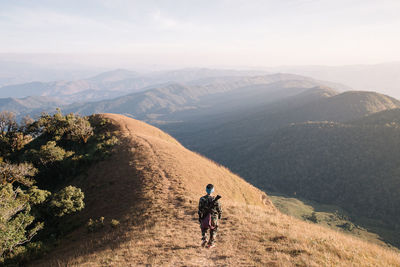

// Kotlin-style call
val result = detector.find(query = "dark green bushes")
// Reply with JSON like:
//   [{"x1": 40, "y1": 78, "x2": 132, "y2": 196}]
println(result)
[{"x1": 0, "y1": 110, "x2": 118, "y2": 264}]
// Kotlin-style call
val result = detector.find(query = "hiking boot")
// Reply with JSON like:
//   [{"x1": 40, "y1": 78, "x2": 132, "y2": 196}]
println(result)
[
  {"x1": 207, "y1": 239, "x2": 215, "y2": 248},
  {"x1": 201, "y1": 239, "x2": 207, "y2": 247},
  {"x1": 207, "y1": 243, "x2": 215, "y2": 249}
]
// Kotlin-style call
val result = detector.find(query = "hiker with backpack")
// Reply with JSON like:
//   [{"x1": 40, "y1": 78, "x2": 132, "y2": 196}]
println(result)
[{"x1": 198, "y1": 184, "x2": 222, "y2": 248}]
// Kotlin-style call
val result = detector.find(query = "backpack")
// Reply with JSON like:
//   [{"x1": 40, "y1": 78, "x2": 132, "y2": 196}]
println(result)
[{"x1": 201, "y1": 213, "x2": 214, "y2": 230}]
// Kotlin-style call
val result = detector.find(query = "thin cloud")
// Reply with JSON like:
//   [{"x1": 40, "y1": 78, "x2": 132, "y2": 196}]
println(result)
[{"x1": 150, "y1": 9, "x2": 197, "y2": 31}]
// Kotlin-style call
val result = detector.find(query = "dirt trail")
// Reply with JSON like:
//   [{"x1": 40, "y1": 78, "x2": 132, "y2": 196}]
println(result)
[
  {"x1": 118, "y1": 115, "x2": 222, "y2": 266},
  {"x1": 98, "y1": 114, "x2": 270, "y2": 266}
]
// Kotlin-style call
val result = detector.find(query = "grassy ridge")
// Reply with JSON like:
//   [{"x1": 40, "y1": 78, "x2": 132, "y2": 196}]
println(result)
[{"x1": 31, "y1": 114, "x2": 400, "y2": 266}]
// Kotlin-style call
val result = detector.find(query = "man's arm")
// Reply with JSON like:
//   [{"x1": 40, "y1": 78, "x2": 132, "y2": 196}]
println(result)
[
  {"x1": 198, "y1": 198, "x2": 203, "y2": 222},
  {"x1": 216, "y1": 201, "x2": 222, "y2": 219}
]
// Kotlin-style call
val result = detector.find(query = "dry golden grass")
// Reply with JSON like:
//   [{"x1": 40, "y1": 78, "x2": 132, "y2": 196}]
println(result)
[{"x1": 30, "y1": 113, "x2": 400, "y2": 266}]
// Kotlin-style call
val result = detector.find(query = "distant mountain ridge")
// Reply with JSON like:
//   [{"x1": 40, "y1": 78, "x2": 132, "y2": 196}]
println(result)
[
  {"x1": 87, "y1": 69, "x2": 139, "y2": 82},
  {"x1": 0, "y1": 68, "x2": 272, "y2": 103},
  {"x1": 0, "y1": 72, "x2": 349, "y2": 121},
  {"x1": 63, "y1": 73, "x2": 348, "y2": 121},
  {"x1": 0, "y1": 96, "x2": 62, "y2": 115}
]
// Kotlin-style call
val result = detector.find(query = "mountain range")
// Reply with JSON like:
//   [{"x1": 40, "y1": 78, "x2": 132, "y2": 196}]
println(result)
[
  {"x1": 0, "y1": 70, "x2": 349, "y2": 119},
  {"x1": 62, "y1": 73, "x2": 348, "y2": 120},
  {"x1": 2, "y1": 67, "x2": 400, "y2": 247},
  {"x1": 0, "y1": 68, "x2": 271, "y2": 103}
]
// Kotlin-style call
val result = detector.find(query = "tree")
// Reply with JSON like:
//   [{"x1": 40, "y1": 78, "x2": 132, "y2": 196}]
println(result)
[
  {"x1": 0, "y1": 110, "x2": 99, "y2": 262},
  {"x1": 9, "y1": 132, "x2": 32, "y2": 152},
  {"x1": 36, "y1": 141, "x2": 66, "y2": 166},
  {"x1": 50, "y1": 186, "x2": 84, "y2": 217},
  {"x1": 37, "y1": 109, "x2": 69, "y2": 141},
  {"x1": 67, "y1": 116, "x2": 93, "y2": 144},
  {"x1": 0, "y1": 183, "x2": 50, "y2": 259},
  {"x1": 0, "y1": 111, "x2": 18, "y2": 156},
  {"x1": 19, "y1": 115, "x2": 34, "y2": 132},
  {"x1": 0, "y1": 162, "x2": 37, "y2": 186},
  {"x1": 0, "y1": 111, "x2": 17, "y2": 137},
  {"x1": 37, "y1": 110, "x2": 93, "y2": 144}
]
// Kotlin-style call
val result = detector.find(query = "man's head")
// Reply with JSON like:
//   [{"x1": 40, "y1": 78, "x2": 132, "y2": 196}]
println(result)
[{"x1": 206, "y1": 184, "x2": 214, "y2": 195}]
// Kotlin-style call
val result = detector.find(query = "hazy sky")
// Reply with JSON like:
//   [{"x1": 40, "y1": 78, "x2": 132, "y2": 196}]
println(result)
[{"x1": 1, "y1": 0, "x2": 400, "y2": 67}]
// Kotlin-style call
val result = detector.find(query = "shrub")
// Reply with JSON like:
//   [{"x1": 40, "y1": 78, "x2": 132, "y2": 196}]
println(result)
[
  {"x1": 110, "y1": 219, "x2": 120, "y2": 228},
  {"x1": 104, "y1": 136, "x2": 119, "y2": 147},
  {"x1": 50, "y1": 186, "x2": 85, "y2": 217},
  {"x1": 339, "y1": 222, "x2": 355, "y2": 231},
  {"x1": 306, "y1": 212, "x2": 319, "y2": 223},
  {"x1": 37, "y1": 109, "x2": 69, "y2": 140},
  {"x1": 87, "y1": 217, "x2": 105, "y2": 233},
  {"x1": 37, "y1": 141, "x2": 67, "y2": 166}
]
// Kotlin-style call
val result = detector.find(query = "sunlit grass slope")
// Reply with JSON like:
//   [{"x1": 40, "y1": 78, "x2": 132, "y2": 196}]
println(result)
[{"x1": 31, "y1": 114, "x2": 400, "y2": 266}]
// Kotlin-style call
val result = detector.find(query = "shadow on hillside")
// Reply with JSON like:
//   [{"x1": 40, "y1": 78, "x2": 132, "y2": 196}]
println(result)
[{"x1": 30, "y1": 132, "x2": 163, "y2": 266}]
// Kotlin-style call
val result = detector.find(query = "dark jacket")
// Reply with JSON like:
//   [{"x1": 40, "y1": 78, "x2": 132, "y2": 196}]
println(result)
[{"x1": 198, "y1": 194, "x2": 222, "y2": 220}]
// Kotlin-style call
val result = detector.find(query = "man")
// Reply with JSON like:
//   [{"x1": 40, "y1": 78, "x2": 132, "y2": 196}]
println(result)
[{"x1": 198, "y1": 184, "x2": 222, "y2": 248}]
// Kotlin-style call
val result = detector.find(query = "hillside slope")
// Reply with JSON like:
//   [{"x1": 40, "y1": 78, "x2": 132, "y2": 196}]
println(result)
[
  {"x1": 31, "y1": 114, "x2": 400, "y2": 266},
  {"x1": 289, "y1": 91, "x2": 400, "y2": 122},
  {"x1": 165, "y1": 90, "x2": 400, "y2": 183},
  {"x1": 214, "y1": 109, "x2": 400, "y2": 248}
]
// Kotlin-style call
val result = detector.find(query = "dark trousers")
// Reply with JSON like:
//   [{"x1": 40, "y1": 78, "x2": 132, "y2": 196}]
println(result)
[{"x1": 201, "y1": 224, "x2": 218, "y2": 243}]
